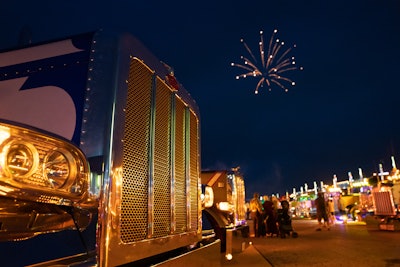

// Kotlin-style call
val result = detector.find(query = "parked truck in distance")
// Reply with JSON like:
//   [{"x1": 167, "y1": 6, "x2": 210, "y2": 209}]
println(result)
[
  {"x1": 365, "y1": 175, "x2": 400, "y2": 231},
  {"x1": 201, "y1": 168, "x2": 248, "y2": 254},
  {"x1": 0, "y1": 29, "x2": 220, "y2": 267}
]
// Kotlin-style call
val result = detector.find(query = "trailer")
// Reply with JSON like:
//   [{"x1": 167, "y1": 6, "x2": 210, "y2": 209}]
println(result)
[{"x1": 0, "y1": 29, "x2": 220, "y2": 266}]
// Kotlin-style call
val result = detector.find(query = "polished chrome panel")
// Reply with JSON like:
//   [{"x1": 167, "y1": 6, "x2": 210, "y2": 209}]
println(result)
[{"x1": 100, "y1": 56, "x2": 201, "y2": 267}]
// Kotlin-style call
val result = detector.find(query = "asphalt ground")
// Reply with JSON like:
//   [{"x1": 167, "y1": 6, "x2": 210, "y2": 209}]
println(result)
[
  {"x1": 220, "y1": 229, "x2": 272, "y2": 266},
  {"x1": 220, "y1": 219, "x2": 368, "y2": 266}
]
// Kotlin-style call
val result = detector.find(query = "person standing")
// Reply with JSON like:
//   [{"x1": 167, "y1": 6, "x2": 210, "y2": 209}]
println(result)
[
  {"x1": 249, "y1": 192, "x2": 263, "y2": 237},
  {"x1": 315, "y1": 192, "x2": 329, "y2": 231},
  {"x1": 328, "y1": 198, "x2": 336, "y2": 225},
  {"x1": 262, "y1": 195, "x2": 279, "y2": 237}
]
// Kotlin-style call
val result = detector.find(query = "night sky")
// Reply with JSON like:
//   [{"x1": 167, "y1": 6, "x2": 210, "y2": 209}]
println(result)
[{"x1": 1, "y1": 1, "x2": 400, "y2": 198}]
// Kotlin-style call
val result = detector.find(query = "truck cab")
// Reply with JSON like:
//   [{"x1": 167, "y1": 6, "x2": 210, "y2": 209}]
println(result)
[
  {"x1": 0, "y1": 30, "x2": 209, "y2": 266},
  {"x1": 201, "y1": 168, "x2": 248, "y2": 252}
]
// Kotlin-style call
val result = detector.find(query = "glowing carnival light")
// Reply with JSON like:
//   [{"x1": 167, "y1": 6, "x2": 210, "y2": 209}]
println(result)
[{"x1": 231, "y1": 29, "x2": 303, "y2": 94}]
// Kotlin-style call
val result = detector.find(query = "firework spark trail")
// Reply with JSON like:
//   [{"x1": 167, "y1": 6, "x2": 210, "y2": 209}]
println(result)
[
  {"x1": 231, "y1": 29, "x2": 303, "y2": 94},
  {"x1": 266, "y1": 30, "x2": 280, "y2": 70},
  {"x1": 259, "y1": 31, "x2": 265, "y2": 69},
  {"x1": 241, "y1": 39, "x2": 257, "y2": 64}
]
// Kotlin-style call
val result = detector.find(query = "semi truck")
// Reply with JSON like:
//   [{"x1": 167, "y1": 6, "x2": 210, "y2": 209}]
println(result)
[
  {"x1": 365, "y1": 158, "x2": 400, "y2": 231},
  {"x1": 0, "y1": 29, "x2": 220, "y2": 266},
  {"x1": 365, "y1": 177, "x2": 400, "y2": 231},
  {"x1": 201, "y1": 168, "x2": 248, "y2": 253}
]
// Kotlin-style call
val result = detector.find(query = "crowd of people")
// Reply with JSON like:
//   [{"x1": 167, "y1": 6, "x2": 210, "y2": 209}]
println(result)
[
  {"x1": 249, "y1": 192, "x2": 291, "y2": 238},
  {"x1": 248, "y1": 191, "x2": 336, "y2": 237}
]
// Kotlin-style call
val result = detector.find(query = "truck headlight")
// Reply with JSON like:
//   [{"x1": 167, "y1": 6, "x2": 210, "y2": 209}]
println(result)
[
  {"x1": 217, "y1": 202, "x2": 233, "y2": 211},
  {"x1": 201, "y1": 186, "x2": 214, "y2": 208},
  {"x1": 0, "y1": 122, "x2": 89, "y2": 205},
  {"x1": 5, "y1": 142, "x2": 38, "y2": 178},
  {"x1": 45, "y1": 148, "x2": 76, "y2": 189}
]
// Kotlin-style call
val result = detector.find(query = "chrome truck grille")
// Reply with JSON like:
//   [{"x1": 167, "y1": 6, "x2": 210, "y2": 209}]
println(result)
[
  {"x1": 373, "y1": 190, "x2": 396, "y2": 216},
  {"x1": 121, "y1": 58, "x2": 152, "y2": 241},
  {"x1": 120, "y1": 58, "x2": 199, "y2": 243},
  {"x1": 235, "y1": 176, "x2": 247, "y2": 223}
]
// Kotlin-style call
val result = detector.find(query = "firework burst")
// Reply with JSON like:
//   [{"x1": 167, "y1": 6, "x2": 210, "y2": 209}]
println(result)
[{"x1": 231, "y1": 29, "x2": 303, "y2": 94}]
